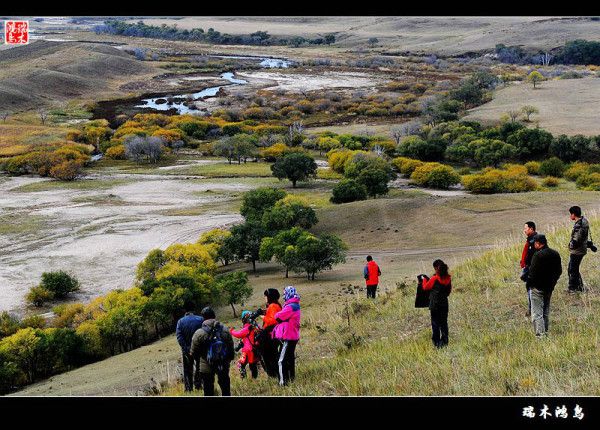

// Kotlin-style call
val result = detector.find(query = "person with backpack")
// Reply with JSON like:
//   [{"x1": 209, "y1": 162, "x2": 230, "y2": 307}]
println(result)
[
  {"x1": 364, "y1": 255, "x2": 382, "y2": 299},
  {"x1": 254, "y1": 288, "x2": 282, "y2": 378},
  {"x1": 568, "y1": 206, "x2": 590, "y2": 292},
  {"x1": 190, "y1": 307, "x2": 234, "y2": 396},
  {"x1": 520, "y1": 221, "x2": 538, "y2": 317},
  {"x1": 422, "y1": 260, "x2": 452, "y2": 348},
  {"x1": 273, "y1": 286, "x2": 301, "y2": 386},
  {"x1": 175, "y1": 303, "x2": 204, "y2": 392},
  {"x1": 527, "y1": 234, "x2": 562, "y2": 337},
  {"x1": 230, "y1": 310, "x2": 260, "y2": 379}
]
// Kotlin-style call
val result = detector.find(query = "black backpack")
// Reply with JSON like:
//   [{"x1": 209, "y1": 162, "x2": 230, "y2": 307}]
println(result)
[{"x1": 415, "y1": 275, "x2": 431, "y2": 308}]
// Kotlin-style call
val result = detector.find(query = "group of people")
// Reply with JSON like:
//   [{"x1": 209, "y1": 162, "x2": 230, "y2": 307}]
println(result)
[
  {"x1": 175, "y1": 206, "x2": 593, "y2": 394},
  {"x1": 519, "y1": 205, "x2": 594, "y2": 337},
  {"x1": 362, "y1": 205, "x2": 594, "y2": 346},
  {"x1": 175, "y1": 286, "x2": 301, "y2": 396}
]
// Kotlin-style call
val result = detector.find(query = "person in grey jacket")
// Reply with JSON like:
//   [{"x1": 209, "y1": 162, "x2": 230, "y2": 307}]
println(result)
[
  {"x1": 527, "y1": 234, "x2": 562, "y2": 337},
  {"x1": 190, "y1": 307, "x2": 234, "y2": 396},
  {"x1": 568, "y1": 206, "x2": 589, "y2": 292}
]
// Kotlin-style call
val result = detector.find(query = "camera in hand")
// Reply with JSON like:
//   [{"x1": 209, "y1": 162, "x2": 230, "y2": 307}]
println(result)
[{"x1": 587, "y1": 240, "x2": 598, "y2": 253}]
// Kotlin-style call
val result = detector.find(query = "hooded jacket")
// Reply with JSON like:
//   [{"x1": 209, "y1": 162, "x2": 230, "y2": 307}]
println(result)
[
  {"x1": 230, "y1": 323, "x2": 258, "y2": 364},
  {"x1": 190, "y1": 319, "x2": 234, "y2": 373},
  {"x1": 569, "y1": 217, "x2": 590, "y2": 255},
  {"x1": 273, "y1": 297, "x2": 301, "y2": 341},
  {"x1": 422, "y1": 274, "x2": 452, "y2": 310}
]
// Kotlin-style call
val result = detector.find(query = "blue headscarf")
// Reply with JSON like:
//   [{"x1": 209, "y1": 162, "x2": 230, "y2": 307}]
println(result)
[{"x1": 283, "y1": 285, "x2": 300, "y2": 301}]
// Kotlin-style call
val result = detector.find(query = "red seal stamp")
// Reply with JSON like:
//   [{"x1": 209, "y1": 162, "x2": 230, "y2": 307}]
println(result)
[{"x1": 4, "y1": 20, "x2": 29, "y2": 45}]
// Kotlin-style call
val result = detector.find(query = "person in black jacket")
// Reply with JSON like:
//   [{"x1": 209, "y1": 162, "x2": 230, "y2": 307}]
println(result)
[
  {"x1": 526, "y1": 234, "x2": 562, "y2": 337},
  {"x1": 519, "y1": 221, "x2": 538, "y2": 317},
  {"x1": 422, "y1": 260, "x2": 452, "y2": 348},
  {"x1": 175, "y1": 303, "x2": 204, "y2": 392}
]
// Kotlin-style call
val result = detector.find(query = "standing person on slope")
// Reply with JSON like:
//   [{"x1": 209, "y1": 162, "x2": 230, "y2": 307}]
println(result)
[
  {"x1": 273, "y1": 286, "x2": 301, "y2": 386},
  {"x1": 422, "y1": 260, "x2": 452, "y2": 348},
  {"x1": 520, "y1": 221, "x2": 538, "y2": 317},
  {"x1": 364, "y1": 255, "x2": 382, "y2": 299},
  {"x1": 255, "y1": 288, "x2": 282, "y2": 378}
]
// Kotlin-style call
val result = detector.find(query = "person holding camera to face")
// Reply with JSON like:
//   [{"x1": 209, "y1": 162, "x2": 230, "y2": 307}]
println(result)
[
  {"x1": 420, "y1": 260, "x2": 452, "y2": 348},
  {"x1": 568, "y1": 206, "x2": 596, "y2": 293}
]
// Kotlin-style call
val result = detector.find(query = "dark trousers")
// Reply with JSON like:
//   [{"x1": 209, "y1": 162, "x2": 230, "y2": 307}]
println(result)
[
  {"x1": 182, "y1": 352, "x2": 201, "y2": 392},
  {"x1": 262, "y1": 336, "x2": 279, "y2": 378},
  {"x1": 201, "y1": 368, "x2": 231, "y2": 396},
  {"x1": 568, "y1": 254, "x2": 585, "y2": 291},
  {"x1": 240, "y1": 361, "x2": 258, "y2": 379},
  {"x1": 278, "y1": 340, "x2": 298, "y2": 386},
  {"x1": 430, "y1": 306, "x2": 449, "y2": 347},
  {"x1": 367, "y1": 284, "x2": 378, "y2": 298}
]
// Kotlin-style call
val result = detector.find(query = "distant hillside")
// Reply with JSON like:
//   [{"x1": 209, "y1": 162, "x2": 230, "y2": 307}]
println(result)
[
  {"x1": 129, "y1": 16, "x2": 600, "y2": 54},
  {"x1": 0, "y1": 40, "x2": 155, "y2": 112}
]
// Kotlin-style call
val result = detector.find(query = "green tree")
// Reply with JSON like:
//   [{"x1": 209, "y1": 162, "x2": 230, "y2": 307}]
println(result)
[
  {"x1": 0, "y1": 312, "x2": 21, "y2": 339},
  {"x1": 330, "y1": 179, "x2": 368, "y2": 204},
  {"x1": 506, "y1": 128, "x2": 553, "y2": 160},
  {"x1": 549, "y1": 134, "x2": 590, "y2": 162},
  {"x1": 539, "y1": 157, "x2": 566, "y2": 177},
  {"x1": 214, "y1": 272, "x2": 252, "y2": 317},
  {"x1": 271, "y1": 153, "x2": 318, "y2": 188},
  {"x1": 223, "y1": 221, "x2": 268, "y2": 272},
  {"x1": 397, "y1": 135, "x2": 447, "y2": 161},
  {"x1": 259, "y1": 227, "x2": 306, "y2": 277},
  {"x1": 527, "y1": 71, "x2": 545, "y2": 89},
  {"x1": 357, "y1": 167, "x2": 391, "y2": 197},
  {"x1": 294, "y1": 233, "x2": 347, "y2": 280},
  {"x1": 240, "y1": 187, "x2": 287, "y2": 221},
  {"x1": 39, "y1": 271, "x2": 80, "y2": 299},
  {"x1": 261, "y1": 196, "x2": 318, "y2": 231},
  {"x1": 521, "y1": 105, "x2": 539, "y2": 122},
  {"x1": 26, "y1": 286, "x2": 54, "y2": 307}
]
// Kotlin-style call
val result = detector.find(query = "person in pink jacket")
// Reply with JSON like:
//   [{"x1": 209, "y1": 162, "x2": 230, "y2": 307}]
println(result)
[
  {"x1": 273, "y1": 286, "x2": 301, "y2": 386},
  {"x1": 229, "y1": 311, "x2": 259, "y2": 379}
]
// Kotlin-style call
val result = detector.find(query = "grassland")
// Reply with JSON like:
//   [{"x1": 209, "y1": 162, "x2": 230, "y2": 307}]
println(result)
[
  {"x1": 465, "y1": 77, "x2": 600, "y2": 136},
  {"x1": 10, "y1": 178, "x2": 134, "y2": 193},
  {"x1": 12, "y1": 188, "x2": 600, "y2": 396}
]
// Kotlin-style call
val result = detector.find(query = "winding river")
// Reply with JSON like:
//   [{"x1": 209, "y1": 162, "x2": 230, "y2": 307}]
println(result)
[{"x1": 135, "y1": 55, "x2": 291, "y2": 115}]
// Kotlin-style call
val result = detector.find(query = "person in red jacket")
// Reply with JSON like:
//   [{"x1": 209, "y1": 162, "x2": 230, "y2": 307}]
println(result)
[
  {"x1": 255, "y1": 288, "x2": 282, "y2": 378},
  {"x1": 422, "y1": 259, "x2": 452, "y2": 348},
  {"x1": 520, "y1": 221, "x2": 538, "y2": 317},
  {"x1": 230, "y1": 311, "x2": 259, "y2": 379},
  {"x1": 364, "y1": 255, "x2": 382, "y2": 298}
]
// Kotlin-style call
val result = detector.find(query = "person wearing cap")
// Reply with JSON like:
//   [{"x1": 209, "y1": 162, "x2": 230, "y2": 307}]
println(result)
[
  {"x1": 520, "y1": 221, "x2": 538, "y2": 317},
  {"x1": 273, "y1": 286, "x2": 301, "y2": 386},
  {"x1": 526, "y1": 234, "x2": 562, "y2": 337},
  {"x1": 568, "y1": 206, "x2": 589, "y2": 292},
  {"x1": 364, "y1": 255, "x2": 382, "y2": 299},
  {"x1": 175, "y1": 303, "x2": 204, "y2": 392},
  {"x1": 230, "y1": 310, "x2": 259, "y2": 379},
  {"x1": 255, "y1": 288, "x2": 282, "y2": 378},
  {"x1": 190, "y1": 306, "x2": 235, "y2": 396}
]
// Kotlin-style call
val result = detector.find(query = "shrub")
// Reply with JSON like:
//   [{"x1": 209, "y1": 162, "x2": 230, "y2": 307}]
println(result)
[
  {"x1": 330, "y1": 179, "x2": 368, "y2": 203},
  {"x1": 542, "y1": 176, "x2": 560, "y2": 187},
  {"x1": 391, "y1": 157, "x2": 424, "y2": 177},
  {"x1": 538, "y1": 157, "x2": 565, "y2": 177},
  {"x1": 39, "y1": 271, "x2": 80, "y2": 299},
  {"x1": 576, "y1": 172, "x2": 600, "y2": 190},
  {"x1": 26, "y1": 286, "x2": 54, "y2": 307},
  {"x1": 105, "y1": 144, "x2": 126, "y2": 160},
  {"x1": 410, "y1": 163, "x2": 460, "y2": 189},
  {"x1": 564, "y1": 162, "x2": 591, "y2": 181},
  {"x1": 462, "y1": 167, "x2": 538, "y2": 194},
  {"x1": 397, "y1": 135, "x2": 446, "y2": 161},
  {"x1": 524, "y1": 161, "x2": 541, "y2": 175},
  {"x1": 48, "y1": 160, "x2": 83, "y2": 181}
]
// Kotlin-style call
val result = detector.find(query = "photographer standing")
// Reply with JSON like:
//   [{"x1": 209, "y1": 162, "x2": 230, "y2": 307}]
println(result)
[
  {"x1": 568, "y1": 206, "x2": 590, "y2": 293},
  {"x1": 422, "y1": 260, "x2": 452, "y2": 348},
  {"x1": 364, "y1": 255, "x2": 382, "y2": 299}
]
